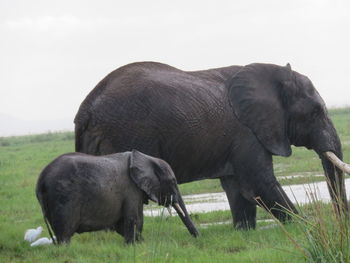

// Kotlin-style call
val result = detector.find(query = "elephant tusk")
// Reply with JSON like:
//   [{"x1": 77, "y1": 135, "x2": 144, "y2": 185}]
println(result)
[
  {"x1": 167, "y1": 207, "x2": 173, "y2": 216},
  {"x1": 324, "y1": 151, "x2": 350, "y2": 174},
  {"x1": 173, "y1": 203, "x2": 185, "y2": 217}
]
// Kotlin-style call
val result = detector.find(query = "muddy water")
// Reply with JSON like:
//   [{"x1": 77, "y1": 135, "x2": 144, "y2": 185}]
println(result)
[{"x1": 144, "y1": 178, "x2": 350, "y2": 216}]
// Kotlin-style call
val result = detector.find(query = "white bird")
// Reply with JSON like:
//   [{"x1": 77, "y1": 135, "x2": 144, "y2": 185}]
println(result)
[
  {"x1": 24, "y1": 226, "x2": 43, "y2": 243},
  {"x1": 30, "y1": 237, "x2": 53, "y2": 247}
]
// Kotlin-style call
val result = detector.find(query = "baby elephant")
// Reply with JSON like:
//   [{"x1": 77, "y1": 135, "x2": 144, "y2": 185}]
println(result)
[{"x1": 36, "y1": 150, "x2": 198, "y2": 244}]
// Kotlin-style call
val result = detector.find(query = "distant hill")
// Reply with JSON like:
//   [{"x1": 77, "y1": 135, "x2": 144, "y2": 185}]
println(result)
[{"x1": 0, "y1": 113, "x2": 74, "y2": 137}]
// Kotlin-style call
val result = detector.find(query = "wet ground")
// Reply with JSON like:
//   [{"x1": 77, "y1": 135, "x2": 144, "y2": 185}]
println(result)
[{"x1": 144, "y1": 178, "x2": 350, "y2": 216}]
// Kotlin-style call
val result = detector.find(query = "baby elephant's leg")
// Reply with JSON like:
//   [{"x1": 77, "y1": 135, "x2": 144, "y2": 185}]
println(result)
[
  {"x1": 124, "y1": 218, "x2": 139, "y2": 244},
  {"x1": 135, "y1": 213, "x2": 143, "y2": 242},
  {"x1": 51, "y1": 213, "x2": 76, "y2": 244},
  {"x1": 123, "y1": 199, "x2": 144, "y2": 244}
]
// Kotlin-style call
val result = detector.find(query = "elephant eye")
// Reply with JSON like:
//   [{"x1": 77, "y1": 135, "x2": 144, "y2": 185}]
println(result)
[{"x1": 310, "y1": 105, "x2": 322, "y2": 118}]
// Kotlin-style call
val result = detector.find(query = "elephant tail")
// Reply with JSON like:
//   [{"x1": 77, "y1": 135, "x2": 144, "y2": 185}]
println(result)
[
  {"x1": 74, "y1": 122, "x2": 103, "y2": 155},
  {"x1": 74, "y1": 105, "x2": 93, "y2": 153},
  {"x1": 74, "y1": 123, "x2": 84, "y2": 152},
  {"x1": 74, "y1": 103, "x2": 91, "y2": 152},
  {"x1": 43, "y1": 214, "x2": 56, "y2": 245},
  {"x1": 74, "y1": 76, "x2": 111, "y2": 153},
  {"x1": 36, "y1": 180, "x2": 57, "y2": 245}
]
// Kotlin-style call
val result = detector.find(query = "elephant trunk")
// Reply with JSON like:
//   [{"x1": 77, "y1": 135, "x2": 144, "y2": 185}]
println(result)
[
  {"x1": 309, "y1": 119, "x2": 349, "y2": 214},
  {"x1": 320, "y1": 151, "x2": 349, "y2": 213},
  {"x1": 172, "y1": 195, "x2": 199, "y2": 237}
]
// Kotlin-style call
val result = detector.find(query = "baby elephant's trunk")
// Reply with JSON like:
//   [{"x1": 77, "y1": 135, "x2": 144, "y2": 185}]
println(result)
[{"x1": 172, "y1": 195, "x2": 199, "y2": 237}]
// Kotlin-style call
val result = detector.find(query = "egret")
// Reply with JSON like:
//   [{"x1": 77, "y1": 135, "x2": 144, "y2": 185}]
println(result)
[
  {"x1": 24, "y1": 226, "x2": 43, "y2": 243},
  {"x1": 30, "y1": 237, "x2": 53, "y2": 247}
]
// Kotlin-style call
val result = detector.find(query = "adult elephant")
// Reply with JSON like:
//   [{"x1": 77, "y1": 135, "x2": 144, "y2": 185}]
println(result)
[{"x1": 74, "y1": 62, "x2": 349, "y2": 229}]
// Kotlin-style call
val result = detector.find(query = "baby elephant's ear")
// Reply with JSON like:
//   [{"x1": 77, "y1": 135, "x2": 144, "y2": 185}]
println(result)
[{"x1": 129, "y1": 150, "x2": 161, "y2": 203}]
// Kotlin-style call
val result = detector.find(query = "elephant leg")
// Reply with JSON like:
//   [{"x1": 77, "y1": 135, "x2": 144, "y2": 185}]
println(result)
[
  {"x1": 115, "y1": 217, "x2": 143, "y2": 242},
  {"x1": 114, "y1": 218, "x2": 125, "y2": 237},
  {"x1": 135, "y1": 216, "x2": 143, "y2": 242},
  {"x1": 50, "y1": 215, "x2": 75, "y2": 244},
  {"x1": 220, "y1": 176, "x2": 257, "y2": 230},
  {"x1": 237, "y1": 151, "x2": 297, "y2": 221},
  {"x1": 123, "y1": 218, "x2": 137, "y2": 244},
  {"x1": 256, "y1": 181, "x2": 297, "y2": 222},
  {"x1": 123, "y1": 217, "x2": 143, "y2": 244},
  {"x1": 48, "y1": 202, "x2": 81, "y2": 244},
  {"x1": 123, "y1": 200, "x2": 144, "y2": 244},
  {"x1": 228, "y1": 140, "x2": 297, "y2": 227}
]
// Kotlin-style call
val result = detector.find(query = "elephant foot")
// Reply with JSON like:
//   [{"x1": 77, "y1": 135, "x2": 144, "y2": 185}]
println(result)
[
  {"x1": 234, "y1": 218, "x2": 256, "y2": 230},
  {"x1": 233, "y1": 206, "x2": 257, "y2": 230}
]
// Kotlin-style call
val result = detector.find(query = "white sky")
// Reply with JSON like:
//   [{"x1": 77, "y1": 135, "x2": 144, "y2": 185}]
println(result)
[{"x1": 1, "y1": 0, "x2": 349, "y2": 122}]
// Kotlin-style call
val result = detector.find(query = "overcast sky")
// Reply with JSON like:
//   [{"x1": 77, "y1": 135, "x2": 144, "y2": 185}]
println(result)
[{"x1": 1, "y1": 0, "x2": 349, "y2": 126}]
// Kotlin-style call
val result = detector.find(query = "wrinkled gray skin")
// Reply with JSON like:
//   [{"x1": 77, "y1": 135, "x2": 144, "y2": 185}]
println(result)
[
  {"x1": 36, "y1": 150, "x2": 198, "y2": 244},
  {"x1": 74, "y1": 62, "x2": 348, "y2": 230}
]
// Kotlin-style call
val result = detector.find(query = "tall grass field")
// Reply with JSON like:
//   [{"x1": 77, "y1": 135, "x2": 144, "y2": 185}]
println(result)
[{"x1": 0, "y1": 108, "x2": 349, "y2": 262}]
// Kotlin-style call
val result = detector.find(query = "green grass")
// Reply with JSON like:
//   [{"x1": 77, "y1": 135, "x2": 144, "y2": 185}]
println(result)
[
  {"x1": 265, "y1": 193, "x2": 350, "y2": 262},
  {"x1": 0, "y1": 108, "x2": 349, "y2": 262},
  {"x1": 1, "y1": 211, "x2": 304, "y2": 263}
]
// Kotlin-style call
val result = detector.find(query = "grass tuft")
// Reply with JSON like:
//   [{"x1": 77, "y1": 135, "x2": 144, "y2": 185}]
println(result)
[{"x1": 262, "y1": 183, "x2": 350, "y2": 263}]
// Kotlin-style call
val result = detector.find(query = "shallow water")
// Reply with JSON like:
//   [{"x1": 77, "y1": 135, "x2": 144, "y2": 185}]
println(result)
[{"x1": 144, "y1": 178, "x2": 350, "y2": 216}]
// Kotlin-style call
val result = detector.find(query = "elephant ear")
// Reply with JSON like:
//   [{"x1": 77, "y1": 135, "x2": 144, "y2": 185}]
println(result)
[
  {"x1": 129, "y1": 150, "x2": 161, "y2": 203},
  {"x1": 228, "y1": 63, "x2": 292, "y2": 157}
]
